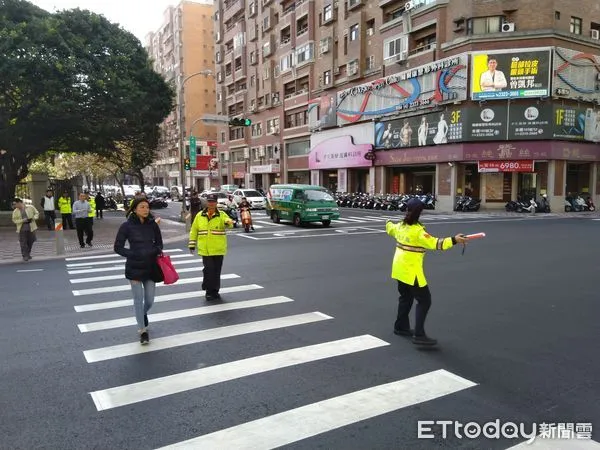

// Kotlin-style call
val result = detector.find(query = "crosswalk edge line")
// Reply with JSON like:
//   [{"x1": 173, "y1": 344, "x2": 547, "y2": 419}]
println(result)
[
  {"x1": 89, "y1": 335, "x2": 389, "y2": 411},
  {"x1": 154, "y1": 368, "x2": 476, "y2": 450},
  {"x1": 65, "y1": 249, "x2": 182, "y2": 262}
]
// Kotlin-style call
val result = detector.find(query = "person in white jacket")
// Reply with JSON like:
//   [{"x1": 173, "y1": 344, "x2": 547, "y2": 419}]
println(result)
[{"x1": 479, "y1": 57, "x2": 507, "y2": 92}]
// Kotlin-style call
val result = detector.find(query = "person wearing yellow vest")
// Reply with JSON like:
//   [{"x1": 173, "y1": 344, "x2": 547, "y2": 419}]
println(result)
[
  {"x1": 386, "y1": 198, "x2": 467, "y2": 346},
  {"x1": 85, "y1": 193, "x2": 95, "y2": 246},
  {"x1": 188, "y1": 193, "x2": 234, "y2": 301},
  {"x1": 58, "y1": 192, "x2": 74, "y2": 229}
]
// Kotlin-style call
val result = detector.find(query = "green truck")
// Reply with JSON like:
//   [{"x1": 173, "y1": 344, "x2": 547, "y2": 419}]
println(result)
[{"x1": 266, "y1": 184, "x2": 340, "y2": 227}]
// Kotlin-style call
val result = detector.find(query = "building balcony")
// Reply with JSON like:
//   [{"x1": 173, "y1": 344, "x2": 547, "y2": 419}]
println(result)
[
  {"x1": 284, "y1": 89, "x2": 309, "y2": 110},
  {"x1": 223, "y1": 0, "x2": 245, "y2": 24},
  {"x1": 295, "y1": 0, "x2": 310, "y2": 19}
]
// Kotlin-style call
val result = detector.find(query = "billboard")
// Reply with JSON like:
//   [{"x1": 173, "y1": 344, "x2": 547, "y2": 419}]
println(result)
[
  {"x1": 584, "y1": 109, "x2": 600, "y2": 142},
  {"x1": 553, "y1": 48, "x2": 600, "y2": 103},
  {"x1": 374, "y1": 107, "x2": 464, "y2": 149},
  {"x1": 307, "y1": 93, "x2": 338, "y2": 131},
  {"x1": 471, "y1": 48, "x2": 552, "y2": 100},
  {"x1": 478, "y1": 160, "x2": 535, "y2": 173},
  {"x1": 464, "y1": 105, "x2": 508, "y2": 141},
  {"x1": 308, "y1": 135, "x2": 373, "y2": 170},
  {"x1": 507, "y1": 104, "x2": 552, "y2": 140},
  {"x1": 336, "y1": 53, "x2": 469, "y2": 127},
  {"x1": 553, "y1": 105, "x2": 587, "y2": 140}
]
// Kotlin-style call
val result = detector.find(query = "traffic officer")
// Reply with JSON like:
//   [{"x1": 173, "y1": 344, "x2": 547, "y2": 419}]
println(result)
[
  {"x1": 385, "y1": 198, "x2": 468, "y2": 346},
  {"x1": 188, "y1": 193, "x2": 234, "y2": 301},
  {"x1": 58, "y1": 191, "x2": 74, "y2": 229}
]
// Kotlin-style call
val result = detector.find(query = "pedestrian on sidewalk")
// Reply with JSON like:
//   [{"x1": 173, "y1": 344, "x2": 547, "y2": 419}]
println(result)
[
  {"x1": 95, "y1": 192, "x2": 105, "y2": 219},
  {"x1": 385, "y1": 198, "x2": 468, "y2": 346},
  {"x1": 58, "y1": 192, "x2": 74, "y2": 229},
  {"x1": 188, "y1": 193, "x2": 234, "y2": 301},
  {"x1": 72, "y1": 193, "x2": 91, "y2": 248},
  {"x1": 189, "y1": 191, "x2": 201, "y2": 223},
  {"x1": 85, "y1": 193, "x2": 95, "y2": 246},
  {"x1": 40, "y1": 189, "x2": 56, "y2": 230},
  {"x1": 12, "y1": 198, "x2": 39, "y2": 261},
  {"x1": 114, "y1": 197, "x2": 164, "y2": 345}
]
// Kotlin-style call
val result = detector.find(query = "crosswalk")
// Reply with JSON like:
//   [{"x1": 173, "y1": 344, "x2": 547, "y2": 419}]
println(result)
[{"x1": 66, "y1": 248, "x2": 555, "y2": 449}]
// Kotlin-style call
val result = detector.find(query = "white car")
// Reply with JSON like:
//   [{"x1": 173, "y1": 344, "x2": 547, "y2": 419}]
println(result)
[{"x1": 232, "y1": 189, "x2": 266, "y2": 209}]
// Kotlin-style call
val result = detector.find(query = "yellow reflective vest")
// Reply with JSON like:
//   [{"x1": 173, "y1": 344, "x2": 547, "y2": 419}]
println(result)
[
  {"x1": 386, "y1": 220, "x2": 455, "y2": 287},
  {"x1": 88, "y1": 197, "x2": 96, "y2": 217},
  {"x1": 58, "y1": 196, "x2": 72, "y2": 214},
  {"x1": 189, "y1": 209, "x2": 233, "y2": 256}
]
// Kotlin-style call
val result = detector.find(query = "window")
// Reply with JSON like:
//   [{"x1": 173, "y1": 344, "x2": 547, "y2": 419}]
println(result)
[
  {"x1": 250, "y1": 75, "x2": 255, "y2": 87},
  {"x1": 323, "y1": 4, "x2": 333, "y2": 22},
  {"x1": 296, "y1": 43, "x2": 314, "y2": 65},
  {"x1": 467, "y1": 16, "x2": 503, "y2": 35},
  {"x1": 570, "y1": 16, "x2": 582, "y2": 34},
  {"x1": 350, "y1": 24, "x2": 359, "y2": 41},
  {"x1": 267, "y1": 118, "x2": 280, "y2": 133},
  {"x1": 365, "y1": 55, "x2": 375, "y2": 70},
  {"x1": 286, "y1": 140, "x2": 310, "y2": 157},
  {"x1": 220, "y1": 131, "x2": 226, "y2": 143},
  {"x1": 383, "y1": 34, "x2": 408, "y2": 59},
  {"x1": 280, "y1": 53, "x2": 294, "y2": 72},
  {"x1": 251, "y1": 123, "x2": 262, "y2": 137},
  {"x1": 323, "y1": 70, "x2": 331, "y2": 85}
]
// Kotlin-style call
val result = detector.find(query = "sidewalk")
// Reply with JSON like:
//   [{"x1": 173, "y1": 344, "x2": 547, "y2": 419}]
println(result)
[{"x1": 0, "y1": 211, "x2": 188, "y2": 265}]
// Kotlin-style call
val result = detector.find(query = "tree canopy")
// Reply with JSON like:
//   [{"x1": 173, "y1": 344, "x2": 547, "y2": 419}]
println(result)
[{"x1": 0, "y1": 0, "x2": 174, "y2": 210}]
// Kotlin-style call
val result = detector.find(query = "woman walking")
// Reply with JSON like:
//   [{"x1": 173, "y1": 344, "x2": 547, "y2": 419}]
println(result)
[
  {"x1": 386, "y1": 198, "x2": 467, "y2": 346},
  {"x1": 114, "y1": 197, "x2": 164, "y2": 344}
]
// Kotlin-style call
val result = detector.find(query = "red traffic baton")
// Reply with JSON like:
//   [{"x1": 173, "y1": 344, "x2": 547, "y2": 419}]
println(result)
[{"x1": 465, "y1": 232, "x2": 486, "y2": 240}]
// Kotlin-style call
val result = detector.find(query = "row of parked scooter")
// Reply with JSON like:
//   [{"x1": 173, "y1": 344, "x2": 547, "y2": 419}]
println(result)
[
  {"x1": 334, "y1": 192, "x2": 436, "y2": 211},
  {"x1": 505, "y1": 193, "x2": 596, "y2": 213}
]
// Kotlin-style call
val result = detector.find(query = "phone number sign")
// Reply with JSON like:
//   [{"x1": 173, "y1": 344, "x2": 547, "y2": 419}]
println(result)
[{"x1": 478, "y1": 160, "x2": 535, "y2": 173}]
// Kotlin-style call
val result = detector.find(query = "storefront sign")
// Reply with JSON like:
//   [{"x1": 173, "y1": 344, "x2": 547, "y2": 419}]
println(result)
[
  {"x1": 477, "y1": 160, "x2": 535, "y2": 173},
  {"x1": 553, "y1": 48, "x2": 600, "y2": 104},
  {"x1": 507, "y1": 104, "x2": 552, "y2": 140},
  {"x1": 168, "y1": 171, "x2": 179, "y2": 178},
  {"x1": 250, "y1": 164, "x2": 280, "y2": 174},
  {"x1": 233, "y1": 171, "x2": 245, "y2": 178},
  {"x1": 471, "y1": 48, "x2": 552, "y2": 100},
  {"x1": 464, "y1": 105, "x2": 508, "y2": 141},
  {"x1": 308, "y1": 135, "x2": 373, "y2": 170},
  {"x1": 375, "y1": 108, "x2": 464, "y2": 149},
  {"x1": 195, "y1": 155, "x2": 219, "y2": 171},
  {"x1": 584, "y1": 109, "x2": 600, "y2": 142},
  {"x1": 553, "y1": 105, "x2": 586, "y2": 140},
  {"x1": 206, "y1": 140, "x2": 218, "y2": 147},
  {"x1": 334, "y1": 53, "x2": 468, "y2": 127},
  {"x1": 192, "y1": 170, "x2": 218, "y2": 177}
]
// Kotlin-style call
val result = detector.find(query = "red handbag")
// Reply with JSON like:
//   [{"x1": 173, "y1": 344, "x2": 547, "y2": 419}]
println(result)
[{"x1": 156, "y1": 253, "x2": 179, "y2": 285}]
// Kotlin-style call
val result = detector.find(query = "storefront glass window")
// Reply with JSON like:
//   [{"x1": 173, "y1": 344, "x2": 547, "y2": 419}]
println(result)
[{"x1": 286, "y1": 141, "x2": 310, "y2": 157}]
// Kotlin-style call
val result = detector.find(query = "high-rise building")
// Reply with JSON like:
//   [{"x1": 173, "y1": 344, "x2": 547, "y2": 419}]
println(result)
[
  {"x1": 145, "y1": 0, "x2": 217, "y2": 191},
  {"x1": 214, "y1": 0, "x2": 600, "y2": 212}
]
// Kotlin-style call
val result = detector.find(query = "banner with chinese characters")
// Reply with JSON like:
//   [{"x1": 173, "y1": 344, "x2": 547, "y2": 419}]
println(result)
[
  {"x1": 464, "y1": 105, "x2": 508, "y2": 141},
  {"x1": 553, "y1": 48, "x2": 600, "y2": 103},
  {"x1": 584, "y1": 109, "x2": 600, "y2": 142},
  {"x1": 507, "y1": 103, "x2": 552, "y2": 140},
  {"x1": 478, "y1": 160, "x2": 535, "y2": 173},
  {"x1": 470, "y1": 48, "x2": 552, "y2": 100},
  {"x1": 334, "y1": 53, "x2": 468, "y2": 127},
  {"x1": 308, "y1": 135, "x2": 373, "y2": 170},
  {"x1": 553, "y1": 105, "x2": 587, "y2": 140},
  {"x1": 374, "y1": 108, "x2": 463, "y2": 149}
]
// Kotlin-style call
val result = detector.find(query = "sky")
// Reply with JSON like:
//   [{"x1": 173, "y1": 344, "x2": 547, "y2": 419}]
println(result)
[{"x1": 29, "y1": 0, "x2": 213, "y2": 42}]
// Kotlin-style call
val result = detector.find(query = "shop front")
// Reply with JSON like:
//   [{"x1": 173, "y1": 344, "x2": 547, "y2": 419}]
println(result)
[
  {"x1": 250, "y1": 164, "x2": 281, "y2": 190},
  {"x1": 309, "y1": 123, "x2": 375, "y2": 193}
]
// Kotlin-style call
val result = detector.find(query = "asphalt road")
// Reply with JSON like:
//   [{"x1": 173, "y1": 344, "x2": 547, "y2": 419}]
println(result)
[{"x1": 1, "y1": 213, "x2": 599, "y2": 449}]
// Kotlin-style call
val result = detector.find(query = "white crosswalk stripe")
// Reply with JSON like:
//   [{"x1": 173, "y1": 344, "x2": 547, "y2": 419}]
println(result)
[{"x1": 64, "y1": 248, "x2": 481, "y2": 447}]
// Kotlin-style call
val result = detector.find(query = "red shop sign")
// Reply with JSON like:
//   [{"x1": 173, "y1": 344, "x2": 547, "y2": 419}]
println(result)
[{"x1": 478, "y1": 160, "x2": 535, "y2": 173}]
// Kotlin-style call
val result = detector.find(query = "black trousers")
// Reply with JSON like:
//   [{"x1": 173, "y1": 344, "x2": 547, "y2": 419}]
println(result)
[
  {"x1": 61, "y1": 213, "x2": 74, "y2": 229},
  {"x1": 202, "y1": 255, "x2": 224, "y2": 296},
  {"x1": 395, "y1": 279, "x2": 432, "y2": 337},
  {"x1": 44, "y1": 211, "x2": 56, "y2": 230},
  {"x1": 96, "y1": 208, "x2": 103, "y2": 219},
  {"x1": 75, "y1": 218, "x2": 93, "y2": 246}
]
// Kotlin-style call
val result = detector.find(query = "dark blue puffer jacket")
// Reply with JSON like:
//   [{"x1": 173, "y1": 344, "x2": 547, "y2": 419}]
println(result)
[{"x1": 114, "y1": 214, "x2": 163, "y2": 281}]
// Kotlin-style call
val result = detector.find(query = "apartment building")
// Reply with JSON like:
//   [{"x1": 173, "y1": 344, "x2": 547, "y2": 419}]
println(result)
[
  {"x1": 145, "y1": 0, "x2": 217, "y2": 190},
  {"x1": 215, "y1": 0, "x2": 600, "y2": 212}
]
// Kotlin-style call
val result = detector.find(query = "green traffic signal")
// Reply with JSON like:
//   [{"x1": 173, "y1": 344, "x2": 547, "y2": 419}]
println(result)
[
  {"x1": 229, "y1": 117, "x2": 252, "y2": 127},
  {"x1": 184, "y1": 158, "x2": 191, "y2": 170}
]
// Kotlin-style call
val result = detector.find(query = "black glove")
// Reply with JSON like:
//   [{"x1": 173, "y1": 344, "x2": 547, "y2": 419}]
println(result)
[{"x1": 189, "y1": 247, "x2": 195, "y2": 254}]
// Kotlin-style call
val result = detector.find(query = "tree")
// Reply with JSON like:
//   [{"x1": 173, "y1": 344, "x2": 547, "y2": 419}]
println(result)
[{"x1": 0, "y1": 0, "x2": 174, "y2": 209}]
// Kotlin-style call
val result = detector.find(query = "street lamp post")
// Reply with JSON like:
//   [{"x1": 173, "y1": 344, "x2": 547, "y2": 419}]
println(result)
[{"x1": 177, "y1": 69, "x2": 214, "y2": 223}]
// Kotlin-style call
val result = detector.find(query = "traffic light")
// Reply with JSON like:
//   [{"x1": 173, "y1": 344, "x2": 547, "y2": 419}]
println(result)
[
  {"x1": 229, "y1": 117, "x2": 252, "y2": 127},
  {"x1": 184, "y1": 158, "x2": 191, "y2": 170}
]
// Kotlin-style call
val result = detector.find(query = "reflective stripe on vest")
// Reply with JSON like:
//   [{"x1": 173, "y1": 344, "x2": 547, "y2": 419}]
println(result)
[
  {"x1": 211, "y1": 230, "x2": 225, "y2": 235},
  {"x1": 396, "y1": 243, "x2": 425, "y2": 253},
  {"x1": 436, "y1": 238, "x2": 444, "y2": 250}
]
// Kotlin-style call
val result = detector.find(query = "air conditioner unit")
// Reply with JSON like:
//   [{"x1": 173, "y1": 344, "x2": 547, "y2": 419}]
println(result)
[
  {"x1": 334, "y1": 66, "x2": 340, "y2": 74},
  {"x1": 591, "y1": 29, "x2": 600, "y2": 40},
  {"x1": 270, "y1": 125, "x2": 279, "y2": 135},
  {"x1": 366, "y1": 28, "x2": 374, "y2": 36},
  {"x1": 249, "y1": 105, "x2": 256, "y2": 112},
  {"x1": 399, "y1": 50, "x2": 408, "y2": 61},
  {"x1": 320, "y1": 42, "x2": 329, "y2": 54},
  {"x1": 501, "y1": 22, "x2": 515, "y2": 32}
]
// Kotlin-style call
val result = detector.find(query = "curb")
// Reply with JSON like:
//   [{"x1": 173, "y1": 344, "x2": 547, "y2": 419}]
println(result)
[{"x1": 0, "y1": 218, "x2": 188, "y2": 266}]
